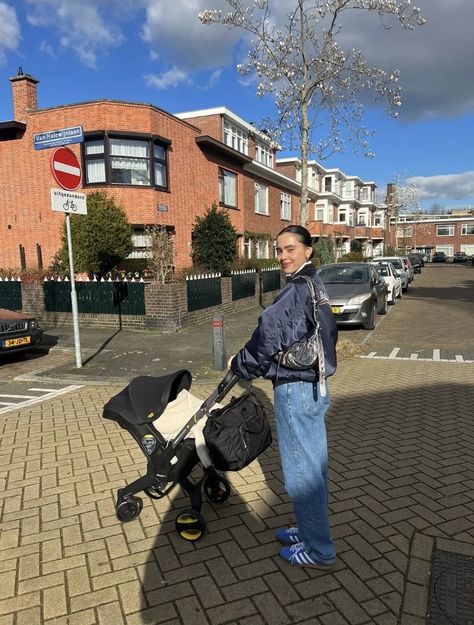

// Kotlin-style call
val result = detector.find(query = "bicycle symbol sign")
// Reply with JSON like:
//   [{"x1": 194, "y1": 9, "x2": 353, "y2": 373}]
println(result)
[{"x1": 51, "y1": 188, "x2": 87, "y2": 215}]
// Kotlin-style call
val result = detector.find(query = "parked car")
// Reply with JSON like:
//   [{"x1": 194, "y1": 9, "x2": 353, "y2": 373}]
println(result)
[
  {"x1": 372, "y1": 256, "x2": 409, "y2": 292},
  {"x1": 0, "y1": 308, "x2": 43, "y2": 355},
  {"x1": 453, "y1": 251, "x2": 471, "y2": 263},
  {"x1": 370, "y1": 262, "x2": 402, "y2": 304},
  {"x1": 432, "y1": 251, "x2": 447, "y2": 263},
  {"x1": 408, "y1": 253, "x2": 422, "y2": 273},
  {"x1": 317, "y1": 262, "x2": 388, "y2": 330}
]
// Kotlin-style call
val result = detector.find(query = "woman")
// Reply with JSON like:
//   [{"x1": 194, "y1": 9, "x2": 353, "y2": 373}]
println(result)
[{"x1": 229, "y1": 225, "x2": 338, "y2": 568}]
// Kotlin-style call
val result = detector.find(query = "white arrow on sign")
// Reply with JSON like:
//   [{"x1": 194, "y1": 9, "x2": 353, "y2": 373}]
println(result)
[{"x1": 51, "y1": 188, "x2": 87, "y2": 215}]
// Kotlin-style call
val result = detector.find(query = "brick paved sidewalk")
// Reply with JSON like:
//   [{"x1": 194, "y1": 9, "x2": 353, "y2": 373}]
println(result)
[{"x1": 1, "y1": 357, "x2": 473, "y2": 625}]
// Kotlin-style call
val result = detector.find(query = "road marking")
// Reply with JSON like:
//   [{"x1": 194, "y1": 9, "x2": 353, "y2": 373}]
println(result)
[
  {"x1": 410, "y1": 353, "x2": 419, "y2": 360},
  {"x1": 366, "y1": 352, "x2": 376, "y2": 358},
  {"x1": 0, "y1": 385, "x2": 83, "y2": 415},
  {"x1": 0, "y1": 401, "x2": 16, "y2": 406},
  {"x1": 455, "y1": 355, "x2": 464, "y2": 362},
  {"x1": 359, "y1": 352, "x2": 473, "y2": 364},
  {"x1": 433, "y1": 349, "x2": 441, "y2": 362},
  {"x1": 388, "y1": 348, "x2": 400, "y2": 359},
  {"x1": 0, "y1": 394, "x2": 37, "y2": 399},
  {"x1": 28, "y1": 387, "x2": 65, "y2": 393}
]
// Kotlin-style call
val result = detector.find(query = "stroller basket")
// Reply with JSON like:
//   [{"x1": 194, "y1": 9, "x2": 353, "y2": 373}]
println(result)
[{"x1": 103, "y1": 369, "x2": 243, "y2": 540}]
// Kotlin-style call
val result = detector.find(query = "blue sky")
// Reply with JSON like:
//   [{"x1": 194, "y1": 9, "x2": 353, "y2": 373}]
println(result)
[{"x1": 1, "y1": 0, "x2": 474, "y2": 210}]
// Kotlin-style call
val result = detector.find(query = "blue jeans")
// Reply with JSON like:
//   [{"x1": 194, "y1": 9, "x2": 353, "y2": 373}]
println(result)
[{"x1": 274, "y1": 380, "x2": 335, "y2": 564}]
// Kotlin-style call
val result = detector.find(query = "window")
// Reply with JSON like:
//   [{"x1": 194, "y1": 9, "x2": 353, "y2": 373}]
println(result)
[
  {"x1": 374, "y1": 214, "x2": 382, "y2": 226},
  {"x1": 218, "y1": 168, "x2": 237, "y2": 207},
  {"x1": 256, "y1": 239, "x2": 269, "y2": 259},
  {"x1": 324, "y1": 176, "x2": 332, "y2": 192},
  {"x1": 316, "y1": 204, "x2": 325, "y2": 222},
  {"x1": 244, "y1": 238, "x2": 251, "y2": 259},
  {"x1": 280, "y1": 192, "x2": 291, "y2": 220},
  {"x1": 436, "y1": 224, "x2": 454, "y2": 236},
  {"x1": 338, "y1": 211, "x2": 346, "y2": 222},
  {"x1": 83, "y1": 134, "x2": 168, "y2": 188},
  {"x1": 128, "y1": 227, "x2": 152, "y2": 259},
  {"x1": 255, "y1": 141, "x2": 273, "y2": 167},
  {"x1": 461, "y1": 223, "x2": 474, "y2": 235},
  {"x1": 254, "y1": 182, "x2": 268, "y2": 215},
  {"x1": 223, "y1": 119, "x2": 248, "y2": 155},
  {"x1": 361, "y1": 187, "x2": 369, "y2": 202},
  {"x1": 397, "y1": 226, "x2": 412, "y2": 237},
  {"x1": 358, "y1": 214, "x2": 366, "y2": 225}
]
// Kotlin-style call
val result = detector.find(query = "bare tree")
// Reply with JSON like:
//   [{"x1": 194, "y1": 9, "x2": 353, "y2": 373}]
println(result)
[
  {"x1": 145, "y1": 225, "x2": 175, "y2": 284},
  {"x1": 200, "y1": 1, "x2": 425, "y2": 226},
  {"x1": 383, "y1": 174, "x2": 421, "y2": 252}
]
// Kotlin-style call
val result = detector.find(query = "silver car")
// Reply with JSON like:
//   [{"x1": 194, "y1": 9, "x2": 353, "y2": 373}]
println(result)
[{"x1": 372, "y1": 257, "x2": 409, "y2": 292}]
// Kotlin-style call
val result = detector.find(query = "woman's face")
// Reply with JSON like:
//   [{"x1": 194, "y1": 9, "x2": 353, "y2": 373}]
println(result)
[{"x1": 276, "y1": 232, "x2": 312, "y2": 275}]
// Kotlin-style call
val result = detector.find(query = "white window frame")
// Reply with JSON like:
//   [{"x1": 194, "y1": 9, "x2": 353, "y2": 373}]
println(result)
[
  {"x1": 280, "y1": 192, "x2": 291, "y2": 220},
  {"x1": 254, "y1": 182, "x2": 269, "y2": 215},
  {"x1": 223, "y1": 119, "x2": 248, "y2": 155},
  {"x1": 256, "y1": 239, "x2": 269, "y2": 259},
  {"x1": 255, "y1": 141, "x2": 273, "y2": 167},
  {"x1": 316, "y1": 204, "x2": 325, "y2": 222},
  {"x1": 436, "y1": 224, "x2": 454, "y2": 236},
  {"x1": 218, "y1": 168, "x2": 237, "y2": 207},
  {"x1": 461, "y1": 223, "x2": 474, "y2": 235}
]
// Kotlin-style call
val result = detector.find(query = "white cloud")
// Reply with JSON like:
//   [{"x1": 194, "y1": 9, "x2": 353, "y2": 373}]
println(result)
[
  {"x1": 25, "y1": 0, "x2": 129, "y2": 67},
  {"x1": 408, "y1": 171, "x2": 474, "y2": 200},
  {"x1": 145, "y1": 66, "x2": 190, "y2": 89},
  {"x1": 0, "y1": 2, "x2": 21, "y2": 64}
]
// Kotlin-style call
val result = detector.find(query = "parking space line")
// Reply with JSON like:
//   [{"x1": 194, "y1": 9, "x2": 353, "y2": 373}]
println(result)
[
  {"x1": 28, "y1": 387, "x2": 64, "y2": 393},
  {"x1": 388, "y1": 348, "x2": 400, "y2": 359},
  {"x1": 410, "y1": 353, "x2": 419, "y2": 360},
  {"x1": 0, "y1": 401, "x2": 16, "y2": 406},
  {"x1": 0, "y1": 394, "x2": 36, "y2": 399},
  {"x1": 455, "y1": 355, "x2": 464, "y2": 362},
  {"x1": 0, "y1": 385, "x2": 83, "y2": 415},
  {"x1": 433, "y1": 349, "x2": 441, "y2": 361},
  {"x1": 366, "y1": 352, "x2": 376, "y2": 358}
]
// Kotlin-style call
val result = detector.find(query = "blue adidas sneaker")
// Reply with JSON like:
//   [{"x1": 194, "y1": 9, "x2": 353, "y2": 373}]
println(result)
[
  {"x1": 280, "y1": 543, "x2": 335, "y2": 569},
  {"x1": 275, "y1": 527, "x2": 300, "y2": 545}
]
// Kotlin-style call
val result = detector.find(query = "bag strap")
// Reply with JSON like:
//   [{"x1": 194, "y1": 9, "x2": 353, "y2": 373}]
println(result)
[{"x1": 297, "y1": 275, "x2": 327, "y2": 397}]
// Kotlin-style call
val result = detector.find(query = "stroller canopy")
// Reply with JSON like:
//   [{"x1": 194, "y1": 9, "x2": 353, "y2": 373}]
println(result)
[{"x1": 103, "y1": 369, "x2": 192, "y2": 426}]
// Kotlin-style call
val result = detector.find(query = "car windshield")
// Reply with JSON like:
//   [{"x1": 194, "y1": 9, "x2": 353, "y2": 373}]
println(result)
[
  {"x1": 375, "y1": 265, "x2": 389, "y2": 277},
  {"x1": 318, "y1": 266, "x2": 369, "y2": 284},
  {"x1": 382, "y1": 258, "x2": 402, "y2": 269}
]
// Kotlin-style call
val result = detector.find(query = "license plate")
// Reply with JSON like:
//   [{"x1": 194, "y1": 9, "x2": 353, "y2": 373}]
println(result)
[
  {"x1": 331, "y1": 306, "x2": 342, "y2": 314},
  {"x1": 3, "y1": 336, "x2": 31, "y2": 348}
]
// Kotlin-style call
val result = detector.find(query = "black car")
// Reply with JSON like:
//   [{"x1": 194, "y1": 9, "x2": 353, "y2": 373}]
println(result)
[
  {"x1": 0, "y1": 308, "x2": 43, "y2": 355},
  {"x1": 408, "y1": 254, "x2": 422, "y2": 273},
  {"x1": 317, "y1": 262, "x2": 388, "y2": 330},
  {"x1": 432, "y1": 251, "x2": 447, "y2": 263}
]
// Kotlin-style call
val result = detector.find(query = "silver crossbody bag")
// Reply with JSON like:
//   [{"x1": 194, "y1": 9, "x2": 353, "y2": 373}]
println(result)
[{"x1": 275, "y1": 275, "x2": 326, "y2": 396}]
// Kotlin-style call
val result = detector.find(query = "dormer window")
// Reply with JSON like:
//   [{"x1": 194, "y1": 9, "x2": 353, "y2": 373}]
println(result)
[
  {"x1": 223, "y1": 119, "x2": 248, "y2": 155},
  {"x1": 255, "y1": 141, "x2": 272, "y2": 167}
]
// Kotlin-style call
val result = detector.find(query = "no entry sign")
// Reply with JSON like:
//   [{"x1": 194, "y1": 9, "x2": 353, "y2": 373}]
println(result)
[{"x1": 50, "y1": 147, "x2": 82, "y2": 190}]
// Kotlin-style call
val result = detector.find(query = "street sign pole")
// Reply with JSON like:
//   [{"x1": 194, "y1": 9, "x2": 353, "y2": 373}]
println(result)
[{"x1": 65, "y1": 213, "x2": 82, "y2": 368}]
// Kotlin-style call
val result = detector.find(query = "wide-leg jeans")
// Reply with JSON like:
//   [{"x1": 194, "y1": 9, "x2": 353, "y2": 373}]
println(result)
[{"x1": 274, "y1": 380, "x2": 335, "y2": 564}]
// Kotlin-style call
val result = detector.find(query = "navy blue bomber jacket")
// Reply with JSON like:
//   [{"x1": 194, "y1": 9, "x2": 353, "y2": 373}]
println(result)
[{"x1": 231, "y1": 262, "x2": 338, "y2": 383}]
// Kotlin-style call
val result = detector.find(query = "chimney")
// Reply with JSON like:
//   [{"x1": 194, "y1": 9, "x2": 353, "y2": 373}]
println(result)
[
  {"x1": 10, "y1": 68, "x2": 39, "y2": 122},
  {"x1": 385, "y1": 182, "x2": 396, "y2": 204}
]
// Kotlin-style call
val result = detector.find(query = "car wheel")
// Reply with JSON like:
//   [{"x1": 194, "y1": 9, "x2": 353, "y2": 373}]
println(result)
[
  {"x1": 402, "y1": 282, "x2": 408, "y2": 293},
  {"x1": 364, "y1": 303, "x2": 376, "y2": 330},
  {"x1": 380, "y1": 294, "x2": 388, "y2": 315},
  {"x1": 397, "y1": 286, "x2": 402, "y2": 299},
  {"x1": 390, "y1": 288, "x2": 396, "y2": 305}
]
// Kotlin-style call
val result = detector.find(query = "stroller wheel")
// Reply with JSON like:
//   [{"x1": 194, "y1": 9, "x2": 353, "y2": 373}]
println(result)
[
  {"x1": 203, "y1": 475, "x2": 231, "y2": 503},
  {"x1": 116, "y1": 496, "x2": 143, "y2": 523},
  {"x1": 175, "y1": 509, "x2": 206, "y2": 541}
]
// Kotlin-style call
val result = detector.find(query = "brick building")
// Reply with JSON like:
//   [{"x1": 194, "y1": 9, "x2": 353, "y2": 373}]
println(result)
[
  {"x1": 394, "y1": 211, "x2": 474, "y2": 258},
  {"x1": 2, "y1": 70, "x2": 406, "y2": 274}
]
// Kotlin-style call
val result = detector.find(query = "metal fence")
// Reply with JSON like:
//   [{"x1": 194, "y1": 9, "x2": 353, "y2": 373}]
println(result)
[
  {"x1": 0, "y1": 278, "x2": 22, "y2": 310},
  {"x1": 260, "y1": 268, "x2": 281, "y2": 293},
  {"x1": 43, "y1": 279, "x2": 145, "y2": 315},
  {"x1": 231, "y1": 270, "x2": 256, "y2": 301},
  {"x1": 186, "y1": 274, "x2": 222, "y2": 312}
]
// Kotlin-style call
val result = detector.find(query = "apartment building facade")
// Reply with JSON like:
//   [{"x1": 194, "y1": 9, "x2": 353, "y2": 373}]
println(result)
[
  {"x1": 1, "y1": 70, "x2": 390, "y2": 273},
  {"x1": 276, "y1": 158, "x2": 386, "y2": 257},
  {"x1": 394, "y1": 211, "x2": 474, "y2": 258}
]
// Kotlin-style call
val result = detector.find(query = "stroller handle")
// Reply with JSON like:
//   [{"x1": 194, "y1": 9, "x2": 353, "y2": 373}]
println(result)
[{"x1": 200, "y1": 369, "x2": 240, "y2": 412}]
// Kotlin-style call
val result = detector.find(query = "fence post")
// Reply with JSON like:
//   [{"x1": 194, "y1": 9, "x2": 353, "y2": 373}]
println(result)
[{"x1": 212, "y1": 313, "x2": 226, "y2": 370}]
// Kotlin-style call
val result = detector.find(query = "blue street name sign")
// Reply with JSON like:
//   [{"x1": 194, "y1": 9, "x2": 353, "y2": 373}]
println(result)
[{"x1": 33, "y1": 125, "x2": 84, "y2": 150}]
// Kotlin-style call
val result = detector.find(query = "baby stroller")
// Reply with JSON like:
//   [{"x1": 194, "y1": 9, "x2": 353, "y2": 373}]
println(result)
[{"x1": 102, "y1": 369, "x2": 271, "y2": 541}]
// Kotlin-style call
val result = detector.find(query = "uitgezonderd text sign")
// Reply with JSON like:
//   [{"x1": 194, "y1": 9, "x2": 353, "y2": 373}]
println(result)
[
  {"x1": 51, "y1": 188, "x2": 87, "y2": 215},
  {"x1": 34, "y1": 126, "x2": 84, "y2": 150}
]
